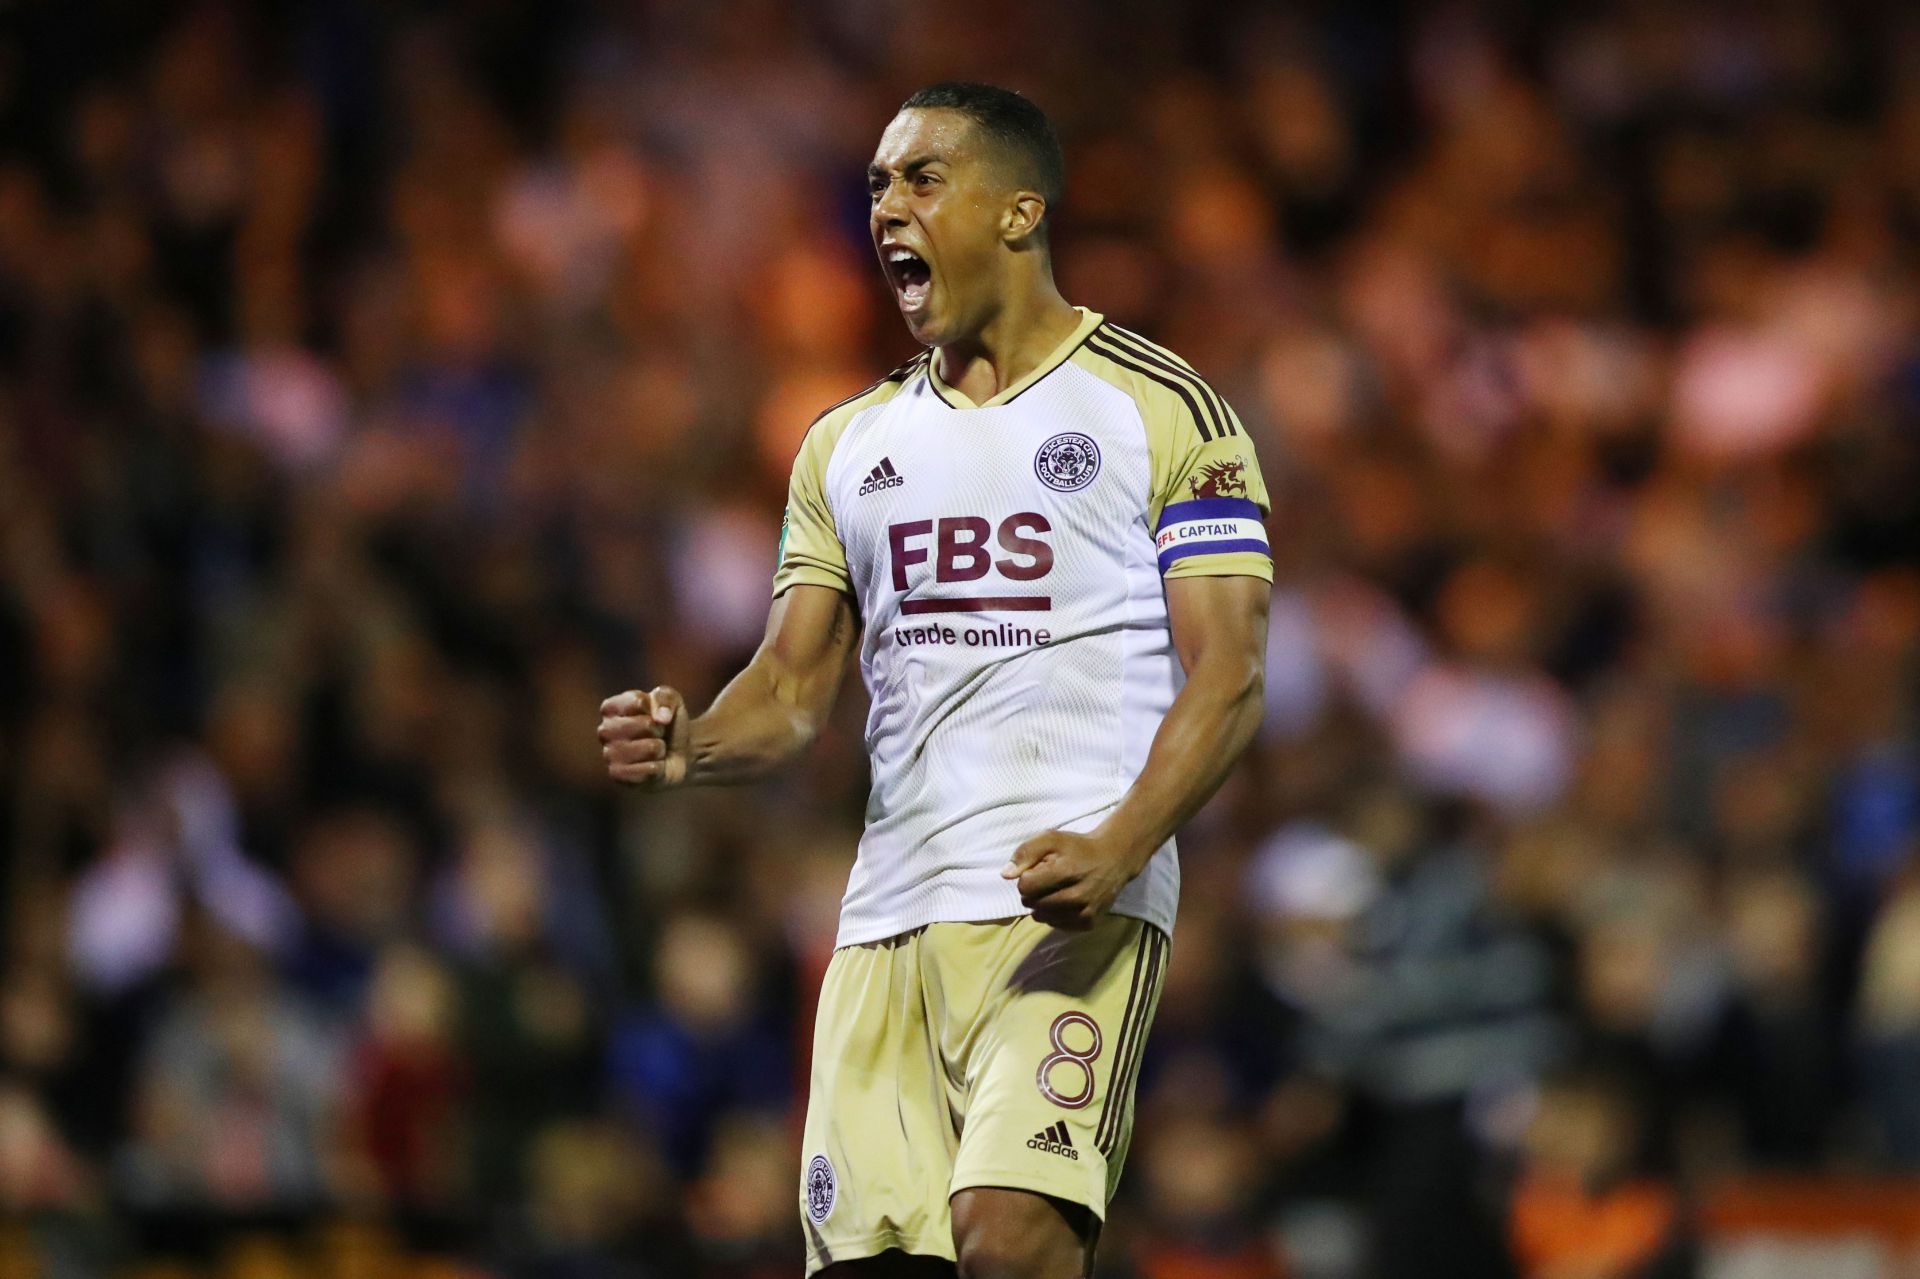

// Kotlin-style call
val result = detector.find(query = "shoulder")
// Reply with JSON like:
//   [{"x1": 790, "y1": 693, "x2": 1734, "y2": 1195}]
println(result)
[
  {"x1": 799, "y1": 351, "x2": 929, "y2": 457},
  {"x1": 1071, "y1": 323, "x2": 1242, "y2": 444}
]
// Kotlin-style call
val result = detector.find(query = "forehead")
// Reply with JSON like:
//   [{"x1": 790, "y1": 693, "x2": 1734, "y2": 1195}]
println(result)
[{"x1": 870, "y1": 108, "x2": 984, "y2": 170}]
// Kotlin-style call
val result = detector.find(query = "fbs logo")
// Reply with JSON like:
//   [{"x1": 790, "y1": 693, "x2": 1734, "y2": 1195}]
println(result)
[
  {"x1": 1027, "y1": 1122, "x2": 1080, "y2": 1161},
  {"x1": 1188, "y1": 456, "x2": 1249, "y2": 500},
  {"x1": 859, "y1": 457, "x2": 905, "y2": 496}
]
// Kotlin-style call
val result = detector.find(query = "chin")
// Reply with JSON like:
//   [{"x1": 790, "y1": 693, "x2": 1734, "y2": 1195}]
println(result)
[{"x1": 899, "y1": 308, "x2": 942, "y2": 345}]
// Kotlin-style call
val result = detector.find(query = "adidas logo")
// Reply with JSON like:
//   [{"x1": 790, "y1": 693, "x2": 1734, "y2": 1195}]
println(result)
[
  {"x1": 858, "y1": 457, "x2": 905, "y2": 496},
  {"x1": 1026, "y1": 1122, "x2": 1079, "y2": 1161}
]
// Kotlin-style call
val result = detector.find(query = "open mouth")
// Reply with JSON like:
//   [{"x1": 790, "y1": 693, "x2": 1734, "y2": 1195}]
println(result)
[{"x1": 884, "y1": 246, "x2": 933, "y2": 313}]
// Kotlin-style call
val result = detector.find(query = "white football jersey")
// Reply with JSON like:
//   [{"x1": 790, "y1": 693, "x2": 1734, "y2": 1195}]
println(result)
[{"x1": 774, "y1": 308, "x2": 1272, "y2": 946}]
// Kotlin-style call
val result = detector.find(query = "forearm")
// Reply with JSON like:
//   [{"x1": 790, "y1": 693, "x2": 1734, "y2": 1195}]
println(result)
[
  {"x1": 602, "y1": 586, "x2": 854, "y2": 792},
  {"x1": 994, "y1": 574, "x2": 1268, "y2": 929},
  {"x1": 683, "y1": 658, "x2": 827, "y2": 786},
  {"x1": 1095, "y1": 653, "x2": 1265, "y2": 869}
]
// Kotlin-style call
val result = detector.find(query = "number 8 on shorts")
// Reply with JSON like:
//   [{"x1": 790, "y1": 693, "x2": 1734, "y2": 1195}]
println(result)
[{"x1": 1036, "y1": 1012, "x2": 1103, "y2": 1109}]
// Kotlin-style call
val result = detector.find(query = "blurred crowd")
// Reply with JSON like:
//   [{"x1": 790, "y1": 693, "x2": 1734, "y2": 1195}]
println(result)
[{"x1": 1, "y1": 0, "x2": 1919, "y2": 1276}]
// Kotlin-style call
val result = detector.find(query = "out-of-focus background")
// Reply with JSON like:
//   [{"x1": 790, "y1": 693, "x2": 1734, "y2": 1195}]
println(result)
[{"x1": 3, "y1": 0, "x2": 1920, "y2": 1276}]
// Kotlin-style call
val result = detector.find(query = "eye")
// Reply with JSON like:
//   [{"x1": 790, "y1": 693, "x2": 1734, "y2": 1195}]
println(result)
[
  {"x1": 868, "y1": 175, "x2": 887, "y2": 199},
  {"x1": 913, "y1": 173, "x2": 938, "y2": 192}
]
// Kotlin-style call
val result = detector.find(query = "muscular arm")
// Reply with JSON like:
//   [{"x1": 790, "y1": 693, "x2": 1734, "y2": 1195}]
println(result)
[
  {"x1": 1097, "y1": 573, "x2": 1270, "y2": 857},
  {"x1": 1004, "y1": 573, "x2": 1270, "y2": 928},
  {"x1": 687, "y1": 585, "x2": 859, "y2": 784},
  {"x1": 600, "y1": 584, "x2": 859, "y2": 788}
]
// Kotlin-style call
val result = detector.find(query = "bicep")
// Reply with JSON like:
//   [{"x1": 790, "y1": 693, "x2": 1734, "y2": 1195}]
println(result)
[
  {"x1": 761, "y1": 584, "x2": 859, "y2": 693},
  {"x1": 1165, "y1": 574, "x2": 1269, "y2": 679}
]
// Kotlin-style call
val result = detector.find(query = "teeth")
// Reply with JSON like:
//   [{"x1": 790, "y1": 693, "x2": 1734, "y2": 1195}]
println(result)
[{"x1": 889, "y1": 249, "x2": 920, "y2": 264}]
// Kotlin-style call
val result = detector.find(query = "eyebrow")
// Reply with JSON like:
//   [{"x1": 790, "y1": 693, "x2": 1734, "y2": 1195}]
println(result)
[{"x1": 866, "y1": 154, "x2": 946, "y2": 180}]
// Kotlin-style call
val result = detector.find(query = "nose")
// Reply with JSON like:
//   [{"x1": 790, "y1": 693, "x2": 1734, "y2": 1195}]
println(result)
[{"x1": 873, "y1": 177, "x2": 909, "y2": 228}]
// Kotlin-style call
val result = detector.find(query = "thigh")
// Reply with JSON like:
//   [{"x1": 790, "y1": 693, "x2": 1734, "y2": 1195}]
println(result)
[
  {"x1": 802, "y1": 931, "x2": 961, "y2": 1273},
  {"x1": 950, "y1": 1186, "x2": 1094, "y2": 1278},
  {"x1": 944, "y1": 915, "x2": 1169, "y2": 1221}
]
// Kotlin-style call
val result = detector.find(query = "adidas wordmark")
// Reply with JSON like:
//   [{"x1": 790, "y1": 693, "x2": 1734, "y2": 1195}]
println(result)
[{"x1": 857, "y1": 457, "x2": 905, "y2": 496}]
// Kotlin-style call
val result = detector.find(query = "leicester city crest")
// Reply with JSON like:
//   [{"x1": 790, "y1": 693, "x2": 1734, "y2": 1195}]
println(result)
[
  {"x1": 1034, "y1": 432, "x2": 1101, "y2": 492},
  {"x1": 805, "y1": 1153, "x2": 836, "y2": 1223}
]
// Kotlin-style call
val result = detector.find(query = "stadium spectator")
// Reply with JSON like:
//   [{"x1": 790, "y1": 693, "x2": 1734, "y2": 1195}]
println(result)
[{"x1": 1508, "y1": 1071, "x2": 1690, "y2": 1279}]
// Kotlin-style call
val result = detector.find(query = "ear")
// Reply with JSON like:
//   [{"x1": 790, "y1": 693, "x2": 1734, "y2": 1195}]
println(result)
[{"x1": 1002, "y1": 190, "x2": 1049, "y2": 246}]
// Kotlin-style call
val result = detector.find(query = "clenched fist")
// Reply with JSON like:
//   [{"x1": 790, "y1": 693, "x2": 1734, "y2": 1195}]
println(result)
[
  {"x1": 598, "y1": 687, "x2": 690, "y2": 788},
  {"x1": 1001, "y1": 828, "x2": 1150, "y2": 931}
]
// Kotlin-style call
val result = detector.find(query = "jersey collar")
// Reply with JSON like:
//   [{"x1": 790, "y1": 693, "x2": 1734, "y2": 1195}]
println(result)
[{"x1": 926, "y1": 306, "x2": 1104, "y2": 410}]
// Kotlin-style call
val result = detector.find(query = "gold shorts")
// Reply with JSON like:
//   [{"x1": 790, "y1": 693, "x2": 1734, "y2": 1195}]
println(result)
[{"x1": 799, "y1": 913, "x2": 1169, "y2": 1272}]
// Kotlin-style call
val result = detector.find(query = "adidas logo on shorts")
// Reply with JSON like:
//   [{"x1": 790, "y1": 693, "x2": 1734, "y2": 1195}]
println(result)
[
  {"x1": 858, "y1": 457, "x2": 905, "y2": 495},
  {"x1": 1027, "y1": 1121, "x2": 1079, "y2": 1161}
]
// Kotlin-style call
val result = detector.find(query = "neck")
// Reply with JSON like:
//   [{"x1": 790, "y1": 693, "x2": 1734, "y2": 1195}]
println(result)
[{"x1": 934, "y1": 274, "x2": 1080, "y2": 405}]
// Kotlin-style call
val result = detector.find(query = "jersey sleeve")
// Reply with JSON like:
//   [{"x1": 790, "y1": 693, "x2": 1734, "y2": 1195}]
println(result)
[
  {"x1": 772, "y1": 417, "x2": 851, "y2": 598},
  {"x1": 1148, "y1": 397, "x2": 1274, "y2": 582}
]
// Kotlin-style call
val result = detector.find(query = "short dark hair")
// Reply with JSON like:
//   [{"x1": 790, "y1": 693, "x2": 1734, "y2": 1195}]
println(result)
[{"x1": 900, "y1": 81, "x2": 1064, "y2": 234}]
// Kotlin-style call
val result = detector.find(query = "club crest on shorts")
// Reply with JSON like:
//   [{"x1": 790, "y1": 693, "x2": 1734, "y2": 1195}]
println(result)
[
  {"x1": 1034, "y1": 432, "x2": 1101, "y2": 492},
  {"x1": 805, "y1": 1153, "x2": 836, "y2": 1223}
]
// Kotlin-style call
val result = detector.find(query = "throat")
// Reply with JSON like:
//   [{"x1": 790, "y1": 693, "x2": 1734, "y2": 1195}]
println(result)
[
  {"x1": 936, "y1": 349, "x2": 1015, "y2": 407},
  {"x1": 934, "y1": 301, "x2": 1085, "y2": 407}
]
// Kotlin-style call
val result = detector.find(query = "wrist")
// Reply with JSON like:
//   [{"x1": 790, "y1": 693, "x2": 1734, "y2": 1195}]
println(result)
[
  {"x1": 681, "y1": 714, "x2": 714, "y2": 787},
  {"x1": 1094, "y1": 813, "x2": 1163, "y2": 874}
]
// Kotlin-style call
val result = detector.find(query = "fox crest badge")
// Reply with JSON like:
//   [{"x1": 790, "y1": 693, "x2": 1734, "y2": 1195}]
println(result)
[{"x1": 1189, "y1": 457, "x2": 1249, "y2": 500}]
